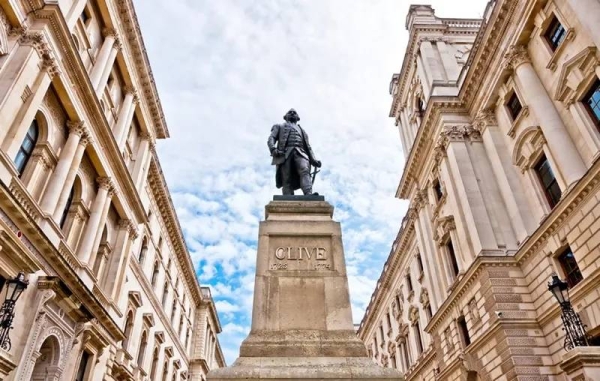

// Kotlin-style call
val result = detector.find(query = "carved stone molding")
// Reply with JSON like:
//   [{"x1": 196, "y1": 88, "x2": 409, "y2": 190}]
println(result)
[
  {"x1": 473, "y1": 109, "x2": 497, "y2": 133},
  {"x1": 118, "y1": 219, "x2": 139, "y2": 239},
  {"x1": 96, "y1": 177, "x2": 114, "y2": 191},
  {"x1": 101, "y1": 28, "x2": 118, "y2": 39},
  {"x1": 503, "y1": 45, "x2": 530, "y2": 71},
  {"x1": 434, "y1": 215, "x2": 456, "y2": 245},
  {"x1": 408, "y1": 306, "x2": 419, "y2": 326},
  {"x1": 66, "y1": 121, "x2": 88, "y2": 138}
]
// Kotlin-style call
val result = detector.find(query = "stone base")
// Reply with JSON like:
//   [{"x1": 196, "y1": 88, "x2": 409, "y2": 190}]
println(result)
[
  {"x1": 273, "y1": 194, "x2": 325, "y2": 201},
  {"x1": 208, "y1": 357, "x2": 402, "y2": 381}
]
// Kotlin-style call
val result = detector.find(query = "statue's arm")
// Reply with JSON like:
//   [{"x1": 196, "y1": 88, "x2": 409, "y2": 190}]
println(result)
[
  {"x1": 303, "y1": 128, "x2": 318, "y2": 162},
  {"x1": 267, "y1": 124, "x2": 280, "y2": 154}
]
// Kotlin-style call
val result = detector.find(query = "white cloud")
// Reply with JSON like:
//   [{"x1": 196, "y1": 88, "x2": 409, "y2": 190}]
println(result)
[{"x1": 134, "y1": 0, "x2": 489, "y2": 365}]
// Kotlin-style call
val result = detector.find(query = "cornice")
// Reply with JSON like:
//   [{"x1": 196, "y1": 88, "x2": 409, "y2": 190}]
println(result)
[
  {"x1": 148, "y1": 156, "x2": 204, "y2": 307},
  {"x1": 114, "y1": 0, "x2": 169, "y2": 139}
]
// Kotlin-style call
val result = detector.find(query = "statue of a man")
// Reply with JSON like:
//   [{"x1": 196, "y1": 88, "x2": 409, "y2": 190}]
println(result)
[{"x1": 267, "y1": 109, "x2": 322, "y2": 195}]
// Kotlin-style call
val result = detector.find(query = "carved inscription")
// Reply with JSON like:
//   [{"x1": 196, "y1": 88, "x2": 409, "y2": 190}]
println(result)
[{"x1": 270, "y1": 247, "x2": 331, "y2": 271}]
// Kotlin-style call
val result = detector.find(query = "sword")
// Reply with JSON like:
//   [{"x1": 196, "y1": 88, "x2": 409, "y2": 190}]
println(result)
[{"x1": 310, "y1": 166, "x2": 321, "y2": 185}]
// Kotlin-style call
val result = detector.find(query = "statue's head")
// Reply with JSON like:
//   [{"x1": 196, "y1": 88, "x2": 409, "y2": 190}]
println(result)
[{"x1": 283, "y1": 108, "x2": 300, "y2": 123}]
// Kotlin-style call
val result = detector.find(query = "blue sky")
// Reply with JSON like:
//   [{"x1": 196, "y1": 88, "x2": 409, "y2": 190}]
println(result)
[{"x1": 134, "y1": 0, "x2": 488, "y2": 364}]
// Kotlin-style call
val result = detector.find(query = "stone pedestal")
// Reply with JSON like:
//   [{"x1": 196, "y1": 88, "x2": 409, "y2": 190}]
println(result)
[{"x1": 208, "y1": 199, "x2": 403, "y2": 381}]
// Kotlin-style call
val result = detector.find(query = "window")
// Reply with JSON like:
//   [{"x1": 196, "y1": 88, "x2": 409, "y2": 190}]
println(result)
[
  {"x1": 433, "y1": 179, "x2": 443, "y2": 201},
  {"x1": 457, "y1": 316, "x2": 471, "y2": 347},
  {"x1": 416, "y1": 255, "x2": 424, "y2": 275},
  {"x1": 545, "y1": 16, "x2": 567, "y2": 51},
  {"x1": 137, "y1": 331, "x2": 148, "y2": 367},
  {"x1": 390, "y1": 353, "x2": 397, "y2": 369},
  {"x1": 406, "y1": 274, "x2": 413, "y2": 293},
  {"x1": 413, "y1": 321, "x2": 424, "y2": 355},
  {"x1": 139, "y1": 238, "x2": 148, "y2": 264},
  {"x1": 400, "y1": 342, "x2": 410, "y2": 370},
  {"x1": 584, "y1": 79, "x2": 600, "y2": 125},
  {"x1": 162, "y1": 360, "x2": 169, "y2": 381},
  {"x1": 150, "y1": 348, "x2": 159, "y2": 380},
  {"x1": 123, "y1": 312, "x2": 134, "y2": 351},
  {"x1": 557, "y1": 247, "x2": 583, "y2": 288},
  {"x1": 378, "y1": 325, "x2": 384, "y2": 341},
  {"x1": 425, "y1": 304, "x2": 433, "y2": 321},
  {"x1": 151, "y1": 262, "x2": 160, "y2": 286},
  {"x1": 59, "y1": 186, "x2": 75, "y2": 229},
  {"x1": 74, "y1": 351, "x2": 90, "y2": 381},
  {"x1": 535, "y1": 154, "x2": 562, "y2": 208},
  {"x1": 80, "y1": 7, "x2": 91, "y2": 26},
  {"x1": 386, "y1": 312, "x2": 392, "y2": 330},
  {"x1": 417, "y1": 97, "x2": 424, "y2": 116},
  {"x1": 446, "y1": 238, "x2": 460, "y2": 277},
  {"x1": 15, "y1": 120, "x2": 39, "y2": 175},
  {"x1": 162, "y1": 282, "x2": 169, "y2": 308},
  {"x1": 171, "y1": 300, "x2": 177, "y2": 322},
  {"x1": 506, "y1": 92, "x2": 523, "y2": 120}
]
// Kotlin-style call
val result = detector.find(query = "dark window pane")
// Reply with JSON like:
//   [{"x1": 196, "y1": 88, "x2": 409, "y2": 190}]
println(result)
[
  {"x1": 535, "y1": 155, "x2": 562, "y2": 208},
  {"x1": 558, "y1": 248, "x2": 583, "y2": 287},
  {"x1": 584, "y1": 80, "x2": 600, "y2": 125},
  {"x1": 457, "y1": 316, "x2": 471, "y2": 346},
  {"x1": 545, "y1": 17, "x2": 567, "y2": 50},
  {"x1": 406, "y1": 274, "x2": 413, "y2": 292},
  {"x1": 75, "y1": 351, "x2": 90, "y2": 381},
  {"x1": 14, "y1": 121, "x2": 39, "y2": 176},
  {"x1": 507, "y1": 93, "x2": 522, "y2": 120},
  {"x1": 433, "y1": 179, "x2": 443, "y2": 201},
  {"x1": 414, "y1": 322, "x2": 423, "y2": 354},
  {"x1": 446, "y1": 239, "x2": 460, "y2": 277},
  {"x1": 60, "y1": 186, "x2": 75, "y2": 228}
]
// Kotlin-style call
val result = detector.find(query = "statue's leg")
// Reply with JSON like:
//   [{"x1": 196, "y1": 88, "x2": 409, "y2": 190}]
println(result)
[
  {"x1": 281, "y1": 156, "x2": 294, "y2": 195},
  {"x1": 295, "y1": 154, "x2": 312, "y2": 195}
]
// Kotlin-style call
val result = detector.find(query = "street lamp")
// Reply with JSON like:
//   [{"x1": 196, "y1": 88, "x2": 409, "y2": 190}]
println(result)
[
  {"x1": 548, "y1": 274, "x2": 589, "y2": 350},
  {"x1": 0, "y1": 272, "x2": 29, "y2": 351}
]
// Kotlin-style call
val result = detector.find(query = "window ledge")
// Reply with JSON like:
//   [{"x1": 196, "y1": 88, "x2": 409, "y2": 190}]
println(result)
[{"x1": 546, "y1": 28, "x2": 576, "y2": 72}]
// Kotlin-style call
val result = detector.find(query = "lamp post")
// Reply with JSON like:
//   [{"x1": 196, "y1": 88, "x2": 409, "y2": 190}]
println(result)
[
  {"x1": 0, "y1": 272, "x2": 29, "y2": 351},
  {"x1": 548, "y1": 274, "x2": 589, "y2": 350}
]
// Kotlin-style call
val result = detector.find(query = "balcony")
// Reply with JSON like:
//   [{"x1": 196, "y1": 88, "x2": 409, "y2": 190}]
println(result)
[{"x1": 112, "y1": 348, "x2": 134, "y2": 381}]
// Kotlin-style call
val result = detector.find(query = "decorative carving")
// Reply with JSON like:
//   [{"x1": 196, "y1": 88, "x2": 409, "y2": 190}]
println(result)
[
  {"x1": 469, "y1": 298, "x2": 480, "y2": 323},
  {"x1": 444, "y1": 325, "x2": 454, "y2": 351},
  {"x1": 96, "y1": 177, "x2": 113, "y2": 191},
  {"x1": 503, "y1": 45, "x2": 530, "y2": 71},
  {"x1": 118, "y1": 219, "x2": 139, "y2": 238},
  {"x1": 101, "y1": 28, "x2": 118, "y2": 39},
  {"x1": 66, "y1": 121, "x2": 87, "y2": 137},
  {"x1": 408, "y1": 306, "x2": 419, "y2": 326},
  {"x1": 40, "y1": 56, "x2": 60, "y2": 78},
  {"x1": 419, "y1": 288, "x2": 429, "y2": 306}
]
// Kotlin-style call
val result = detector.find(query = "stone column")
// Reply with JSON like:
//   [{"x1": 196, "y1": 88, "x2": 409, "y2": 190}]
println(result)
[
  {"x1": 505, "y1": 45, "x2": 586, "y2": 187},
  {"x1": 113, "y1": 87, "x2": 138, "y2": 149},
  {"x1": 89, "y1": 29, "x2": 119, "y2": 92},
  {"x1": 566, "y1": 0, "x2": 600, "y2": 49},
  {"x1": 132, "y1": 133, "x2": 153, "y2": 189},
  {"x1": 442, "y1": 126, "x2": 499, "y2": 257},
  {"x1": 104, "y1": 219, "x2": 138, "y2": 302},
  {"x1": 87, "y1": 188, "x2": 114, "y2": 269},
  {"x1": 40, "y1": 121, "x2": 87, "y2": 214},
  {"x1": 76, "y1": 177, "x2": 113, "y2": 265},
  {"x1": 52, "y1": 134, "x2": 91, "y2": 221},
  {"x1": 475, "y1": 110, "x2": 535, "y2": 241}
]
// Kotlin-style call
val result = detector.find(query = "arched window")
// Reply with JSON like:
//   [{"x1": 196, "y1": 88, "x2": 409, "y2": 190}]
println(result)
[
  {"x1": 59, "y1": 186, "x2": 75, "y2": 229},
  {"x1": 139, "y1": 237, "x2": 148, "y2": 264},
  {"x1": 15, "y1": 120, "x2": 39, "y2": 175},
  {"x1": 186, "y1": 328, "x2": 191, "y2": 350},
  {"x1": 137, "y1": 331, "x2": 148, "y2": 367},
  {"x1": 162, "y1": 282, "x2": 169, "y2": 308},
  {"x1": 151, "y1": 261, "x2": 160, "y2": 287},
  {"x1": 162, "y1": 360, "x2": 169, "y2": 381},
  {"x1": 123, "y1": 311, "x2": 134, "y2": 351},
  {"x1": 171, "y1": 299, "x2": 177, "y2": 322},
  {"x1": 149, "y1": 348, "x2": 159, "y2": 380},
  {"x1": 178, "y1": 316, "x2": 183, "y2": 336}
]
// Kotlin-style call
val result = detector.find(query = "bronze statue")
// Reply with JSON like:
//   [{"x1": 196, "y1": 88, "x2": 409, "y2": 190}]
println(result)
[{"x1": 268, "y1": 109, "x2": 321, "y2": 195}]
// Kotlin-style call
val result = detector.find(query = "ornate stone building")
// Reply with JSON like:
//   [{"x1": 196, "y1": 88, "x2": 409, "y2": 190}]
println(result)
[
  {"x1": 359, "y1": 1, "x2": 600, "y2": 380},
  {"x1": 0, "y1": 0, "x2": 225, "y2": 380}
]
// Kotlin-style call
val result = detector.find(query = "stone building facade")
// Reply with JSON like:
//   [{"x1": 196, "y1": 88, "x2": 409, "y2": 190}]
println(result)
[
  {"x1": 358, "y1": 1, "x2": 600, "y2": 380},
  {"x1": 0, "y1": 0, "x2": 225, "y2": 380}
]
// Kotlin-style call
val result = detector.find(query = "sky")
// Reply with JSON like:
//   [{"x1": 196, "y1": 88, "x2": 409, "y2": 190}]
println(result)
[{"x1": 134, "y1": 0, "x2": 488, "y2": 364}]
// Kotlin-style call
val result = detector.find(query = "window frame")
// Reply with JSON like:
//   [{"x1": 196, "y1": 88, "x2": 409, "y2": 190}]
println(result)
[
  {"x1": 15, "y1": 120, "x2": 39, "y2": 176},
  {"x1": 557, "y1": 247, "x2": 583, "y2": 288},
  {"x1": 457, "y1": 315, "x2": 471, "y2": 347},
  {"x1": 583, "y1": 79, "x2": 600, "y2": 128},
  {"x1": 506, "y1": 92, "x2": 523, "y2": 121},
  {"x1": 544, "y1": 15, "x2": 567, "y2": 51},
  {"x1": 534, "y1": 154, "x2": 562, "y2": 208}
]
